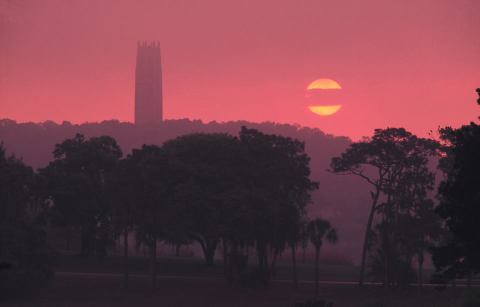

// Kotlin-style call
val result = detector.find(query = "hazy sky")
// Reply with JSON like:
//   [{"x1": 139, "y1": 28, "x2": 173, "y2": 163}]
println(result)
[{"x1": 1, "y1": 0, "x2": 479, "y2": 138}]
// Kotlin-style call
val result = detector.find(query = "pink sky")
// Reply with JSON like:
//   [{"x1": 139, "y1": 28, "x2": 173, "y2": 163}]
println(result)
[{"x1": 1, "y1": 0, "x2": 479, "y2": 139}]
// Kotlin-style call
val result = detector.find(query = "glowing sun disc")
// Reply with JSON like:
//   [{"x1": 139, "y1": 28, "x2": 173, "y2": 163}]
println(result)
[
  {"x1": 309, "y1": 105, "x2": 342, "y2": 116},
  {"x1": 307, "y1": 78, "x2": 342, "y2": 90}
]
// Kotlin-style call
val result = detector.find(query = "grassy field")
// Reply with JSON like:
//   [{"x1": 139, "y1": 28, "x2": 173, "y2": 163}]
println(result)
[
  {"x1": 3, "y1": 274, "x2": 468, "y2": 307},
  {"x1": 2, "y1": 255, "x2": 469, "y2": 307},
  {"x1": 52, "y1": 254, "x2": 361, "y2": 282}
]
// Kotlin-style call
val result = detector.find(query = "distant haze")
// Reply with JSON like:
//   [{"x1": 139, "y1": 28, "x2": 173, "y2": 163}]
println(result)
[
  {"x1": 1, "y1": 0, "x2": 479, "y2": 139},
  {"x1": 0, "y1": 119, "x2": 369, "y2": 263}
]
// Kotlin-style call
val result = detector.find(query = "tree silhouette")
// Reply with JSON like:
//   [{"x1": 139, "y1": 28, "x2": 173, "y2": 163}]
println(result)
[
  {"x1": 40, "y1": 134, "x2": 122, "y2": 257},
  {"x1": 330, "y1": 134, "x2": 388, "y2": 286},
  {"x1": 13, "y1": 126, "x2": 318, "y2": 289},
  {"x1": 0, "y1": 144, "x2": 51, "y2": 295},
  {"x1": 430, "y1": 90, "x2": 480, "y2": 283},
  {"x1": 162, "y1": 133, "x2": 240, "y2": 267},
  {"x1": 373, "y1": 135, "x2": 439, "y2": 287},
  {"x1": 123, "y1": 144, "x2": 176, "y2": 286},
  {"x1": 433, "y1": 121, "x2": 480, "y2": 282},
  {"x1": 239, "y1": 127, "x2": 318, "y2": 281},
  {"x1": 307, "y1": 218, "x2": 338, "y2": 297},
  {"x1": 288, "y1": 218, "x2": 308, "y2": 289},
  {"x1": 331, "y1": 128, "x2": 438, "y2": 286},
  {"x1": 0, "y1": 118, "x2": 356, "y2": 265},
  {"x1": 408, "y1": 199, "x2": 442, "y2": 287},
  {"x1": 109, "y1": 156, "x2": 143, "y2": 288}
]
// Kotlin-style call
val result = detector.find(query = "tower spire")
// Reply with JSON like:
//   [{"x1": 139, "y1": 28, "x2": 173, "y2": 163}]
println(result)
[{"x1": 134, "y1": 41, "x2": 163, "y2": 125}]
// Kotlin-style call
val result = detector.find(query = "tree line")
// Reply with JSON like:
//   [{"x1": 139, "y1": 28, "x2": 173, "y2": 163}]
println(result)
[
  {"x1": 0, "y1": 127, "x2": 337, "y2": 294},
  {"x1": 1, "y1": 89, "x2": 479, "y2": 295}
]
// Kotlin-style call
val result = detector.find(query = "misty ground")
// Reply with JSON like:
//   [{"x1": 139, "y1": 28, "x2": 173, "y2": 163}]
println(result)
[
  {"x1": 52, "y1": 254, "x2": 359, "y2": 282},
  {"x1": 3, "y1": 255, "x2": 467, "y2": 307},
  {"x1": 4, "y1": 274, "x2": 465, "y2": 307}
]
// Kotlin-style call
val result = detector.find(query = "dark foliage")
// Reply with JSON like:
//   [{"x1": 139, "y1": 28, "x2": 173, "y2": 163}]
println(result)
[
  {"x1": 433, "y1": 122, "x2": 480, "y2": 281},
  {"x1": 0, "y1": 119, "x2": 369, "y2": 262},
  {"x1": 331, "y1": 127, "x2": 440, "y2": 286},
  {"x1": 106, "y1": 127, "x2": 319, "y2": 286},
  {"x1": 39, "y1": 134, "x2": 122, "y2": 257},
  {"x1": 0, "y1": 144, "x2": 52, "y2": 298},
  {"x1": 307, "y1": 218, "x2": 337, "y2": 296}
]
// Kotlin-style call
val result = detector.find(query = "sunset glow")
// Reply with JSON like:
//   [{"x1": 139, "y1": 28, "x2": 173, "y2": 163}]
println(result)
[
  {"x1": 1, "y1": 1, "x2": 478, "y2": 139},
  {"x1": 0, "y1": 2, "x2": 479, "y2": 304}
]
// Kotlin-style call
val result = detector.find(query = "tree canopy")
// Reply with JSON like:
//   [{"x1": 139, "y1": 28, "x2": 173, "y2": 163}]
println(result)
[
  {"x1": 331, "y1": 127, "x2": 440, "y2": 286},
  {"x1": 0, "y1": 144, "x2": 51, "y2": 295},
  {"x1": 39, "y1": 134, "x2": 122, "y2": 256},
  {"x1": 432, "y1": 123, "x2": 480, "y2": 281}
]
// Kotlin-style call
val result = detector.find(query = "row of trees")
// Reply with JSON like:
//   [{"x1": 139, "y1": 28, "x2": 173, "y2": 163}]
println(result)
[
  {"x1": 39, "y1": 124, "x2": 465, "y2": 289},
  {"x1": 4, "y1": 87, "x2": 478, "y2": 293},
  {"x1": 1, "y1": 126, "x2": 338, "y2": 293},
  {"x1": 1, "y1": 124, "x2": 445, "y2": 291}
]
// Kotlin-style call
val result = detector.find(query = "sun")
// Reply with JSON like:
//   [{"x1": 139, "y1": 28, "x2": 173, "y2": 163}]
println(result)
[
  {"x1": 308, "y1": 105, "x2": 342, "y2": 116},
  {"x1": 307, "y1": 78, "x2": 342, "y2": 90},
  {"x1": 306, "y1": 78, "x2": 342, "y2": 116}
]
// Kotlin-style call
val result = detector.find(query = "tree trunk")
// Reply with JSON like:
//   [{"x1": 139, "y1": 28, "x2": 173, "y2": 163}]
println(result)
[
  {"x1": 359, "y1": 188, "x2": 380, "y2": 287},
  {"x1": 175, "y1": 243, "x2": 181, "y2": 257},
  {"x1": 80, "y1": 227, "x2": 92, "y2": 257},
  {"x1": 205, "y1": 249, "x2": 215, "y2": 266},
  {"x1": 270, "y1": 249, "x2": 279, "y2": 278},
  {"x1": 418, "y1": 252, "x2": 424, "y2": 288},
  {"x1": 315, "y1": 246, "x2": 320, "y2": 297},
  {"x1": 257, "y1": 243, "x2": 269, "y2": 278},
  {"x1": 222, "y1": 240, "x2": 232, "y2": 284},
  {"x1": 123, "y1": 229, "x2": 129, "y2": 288},
  {"x1": 134, "y1": 234, "x2": 139, "y2": 257},
  {"x1": 380, "y1": 214, "x2": 388, "y2": 287},
  {"x1": 203, "y1": 240, "x2": 217, "y2": 267},
  {"x1": 150, "y1": 239, "x2": 157, "y2": 288},
  {"x1": 65, "y1": 227, "x2": 72, "y2": 251},
  {"x1": 291, "y1": 244, "x2": 298, "y2": 289},
  {"x1": 383, "y1": 194, "x2": 392, "y2": 287}
]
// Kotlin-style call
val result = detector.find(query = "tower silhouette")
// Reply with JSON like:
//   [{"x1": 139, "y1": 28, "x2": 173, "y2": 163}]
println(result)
[{"x1": 134, "y1": 41, "x2": 163, "y2": 125}]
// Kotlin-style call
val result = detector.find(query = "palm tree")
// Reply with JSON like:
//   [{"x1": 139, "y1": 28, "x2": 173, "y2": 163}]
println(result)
[{"x1": 307, "y1": 218, "x2": 338, "y2": 297}]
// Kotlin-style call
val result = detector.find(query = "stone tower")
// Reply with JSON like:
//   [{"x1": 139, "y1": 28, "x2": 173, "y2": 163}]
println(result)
[{"x1": 134, "y1": 41, "x2": 163, "y2": 125}]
